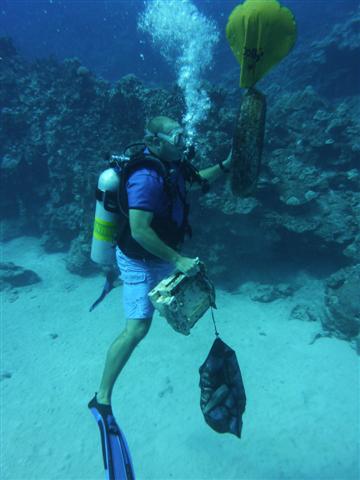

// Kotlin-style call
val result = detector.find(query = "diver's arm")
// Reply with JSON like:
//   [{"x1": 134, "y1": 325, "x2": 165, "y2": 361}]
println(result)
[
  {"x1": 129, "y1": 209, "x2": 199, "y2": 275},
  {"x1": 199, "y1": 151, "x2": 231, "y2": 184},
  {"x1": 187, "y1": 151, "x2": 231, "y2": 190}
]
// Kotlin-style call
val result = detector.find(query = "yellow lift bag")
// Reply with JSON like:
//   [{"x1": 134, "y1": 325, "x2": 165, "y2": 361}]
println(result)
[{"x1": 226, "y1": 0, "x2": 297, "y2": 88}]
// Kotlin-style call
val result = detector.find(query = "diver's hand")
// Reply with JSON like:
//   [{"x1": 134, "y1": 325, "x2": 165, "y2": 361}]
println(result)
[{"x1": 175, "y1": 256, "x2": 201, "y2": 277}]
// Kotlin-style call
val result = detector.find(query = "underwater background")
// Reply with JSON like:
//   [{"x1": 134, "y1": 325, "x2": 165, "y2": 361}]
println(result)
[
  {"x1": 1, "y1": 1, "x2": 360, "y2": 479},
  {"x1": 1, "y1": 0, "x2": 359, "y2": 84}
]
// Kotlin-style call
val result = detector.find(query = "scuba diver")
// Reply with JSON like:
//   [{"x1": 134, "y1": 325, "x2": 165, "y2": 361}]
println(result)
[
  {"x1": 88, "y1": 116, "x2": 231, "y2": 479},
  {"x1": 88, "y1": 1, "x2": 297, "y2": 474},
  {"x1": 91, "y1": 115, "x2": 231, "y2": 407}
]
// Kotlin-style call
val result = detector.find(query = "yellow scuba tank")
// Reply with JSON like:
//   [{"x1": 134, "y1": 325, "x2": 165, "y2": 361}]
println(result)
[{"x1": 91, "y1": 163, "x2": 122, "y2": 265}]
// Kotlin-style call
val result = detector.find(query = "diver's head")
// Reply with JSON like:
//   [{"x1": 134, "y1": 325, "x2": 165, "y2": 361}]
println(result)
[{"x1": 145, "y1": 116, "x2": 185, "y2": 162}]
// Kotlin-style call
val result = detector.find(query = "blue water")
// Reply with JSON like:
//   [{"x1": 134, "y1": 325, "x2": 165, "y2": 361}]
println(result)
[
  {"x1": 1, "y1": 0, "x2": 358, "y2": 84},
  {"x1": 1, "y1": 2, "x2": 359, "y2": 480}
]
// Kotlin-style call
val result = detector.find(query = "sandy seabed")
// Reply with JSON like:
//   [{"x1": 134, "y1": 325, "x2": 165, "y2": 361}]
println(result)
[{"x1": 1, "y1": 236, "x2": 359, "y2": 480}]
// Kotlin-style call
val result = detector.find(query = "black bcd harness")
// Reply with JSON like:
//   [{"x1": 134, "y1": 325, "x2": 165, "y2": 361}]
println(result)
[{"x1": 96, "y1": 148, "x2": 208, "y2": 260}]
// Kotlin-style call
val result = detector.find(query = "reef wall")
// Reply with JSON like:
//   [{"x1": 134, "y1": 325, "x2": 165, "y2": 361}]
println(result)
[{"x1": 1, "y1": 9, "x2": 359, "y2": 343}]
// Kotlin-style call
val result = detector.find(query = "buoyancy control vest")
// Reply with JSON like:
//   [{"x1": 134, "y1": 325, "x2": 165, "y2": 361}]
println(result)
[
  {"x1": 116, "y1": 150, "x2": 192, "y2": 260},
  {"x1": 90, "y1": 147, "x2": 208, "y2": 264}
]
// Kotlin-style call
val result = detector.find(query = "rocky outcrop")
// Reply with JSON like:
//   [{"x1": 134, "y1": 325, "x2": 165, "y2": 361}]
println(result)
[
  {"x1": 309, "y1": 7, "x2": 360, "y2": 98},
  {"x1": 0, "y1": 38, "x2": 184, "y2": 268},
  {"x1": 191, "y1": 85, "x2": 359, "y2": 275},
  {"x1": 0, "y1": 262, "x2": 41, "y2": 290},
  {"x1": 245, "y1": 282, "x2": 295, "y2": 303},
  {"x1": 324, "y1": 264, "x2": 360, "y2": 339}
]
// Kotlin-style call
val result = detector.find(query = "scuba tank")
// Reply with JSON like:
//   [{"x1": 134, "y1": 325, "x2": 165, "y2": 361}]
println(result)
[{"x1": 90, "y1": 153, "x2": 128, "y2": 265}]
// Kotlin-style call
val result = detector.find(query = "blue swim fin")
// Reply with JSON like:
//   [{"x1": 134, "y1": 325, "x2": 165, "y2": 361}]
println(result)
[
  {"x1": 89, "y1": 270, "x2": 118, "y2": 312},
  {"x1": 88, "y1": 394, "x2": 135, "y2": 480}
]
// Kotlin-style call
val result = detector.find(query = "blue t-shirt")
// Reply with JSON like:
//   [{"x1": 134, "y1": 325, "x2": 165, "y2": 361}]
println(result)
[{"x1": 126, "y1": 163, "x2": 186, "y2": 227}]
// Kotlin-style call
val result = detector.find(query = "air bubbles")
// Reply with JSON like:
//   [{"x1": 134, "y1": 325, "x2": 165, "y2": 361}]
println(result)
[{"x1": 138, "y1": 0, "x2": 219, "y2": 138}]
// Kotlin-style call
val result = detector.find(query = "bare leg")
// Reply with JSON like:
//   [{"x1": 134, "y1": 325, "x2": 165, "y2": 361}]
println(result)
[{"x1": 96, "y1": 318, "x2": 152, "y2": 405}]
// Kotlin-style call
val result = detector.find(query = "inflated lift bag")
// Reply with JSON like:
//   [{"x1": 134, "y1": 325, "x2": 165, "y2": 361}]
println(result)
[
  {"x1": 226, "y1": 0, "x2": 297, "y2": 88},
  {"x1": 226, "y1": 0, "x2": 296, "y2": 196}
]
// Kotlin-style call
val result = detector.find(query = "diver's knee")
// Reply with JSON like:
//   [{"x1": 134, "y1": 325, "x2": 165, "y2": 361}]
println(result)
[{"x1": 125, "y1": 318, "x2": 152, "y2": 343}]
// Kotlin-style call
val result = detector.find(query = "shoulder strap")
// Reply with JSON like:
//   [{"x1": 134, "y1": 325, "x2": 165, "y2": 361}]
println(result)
[
  {"x1": 123, "y1": 151, "x2": 169, "y2": 180},
  {"x1": 117, "y1": 151, "x2": 173, "y2": 218}
]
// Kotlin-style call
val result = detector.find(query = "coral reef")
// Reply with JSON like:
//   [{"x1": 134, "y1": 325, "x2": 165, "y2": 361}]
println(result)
[
  {"x1": 308, "y1": 6, "x2": 360, "y2": 98},
  {"x1": 188, "y1": 84, "x2": 359, "y2": 280},
  {"x1": 0, "y1": 22, "x2": 359, "y2": 345},
  {"x1": 0, "y1": 38, "x2": 183, "y2": 265}
]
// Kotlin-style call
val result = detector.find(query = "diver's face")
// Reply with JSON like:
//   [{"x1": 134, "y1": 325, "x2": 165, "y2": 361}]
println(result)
[{"x1": 158, "y1": 126, "x2": 185, "y2": 162}]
